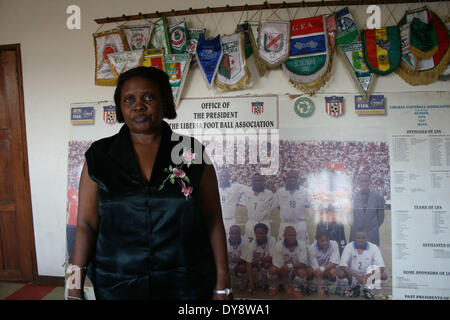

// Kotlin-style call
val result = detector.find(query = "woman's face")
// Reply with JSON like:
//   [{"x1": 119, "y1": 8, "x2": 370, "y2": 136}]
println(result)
[{"x1": 120, "y1": 76, "x2": 164, "y2": 134}]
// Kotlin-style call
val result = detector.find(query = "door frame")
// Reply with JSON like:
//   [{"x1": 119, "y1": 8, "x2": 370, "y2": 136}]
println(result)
[{"x1": 0, "y1": 43, "x2": 37, "y2": 282}]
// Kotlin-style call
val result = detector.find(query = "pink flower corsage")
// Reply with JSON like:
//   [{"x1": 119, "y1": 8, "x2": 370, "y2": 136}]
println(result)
[
  {"x1": 173, "y1": 168, "x2": 186, "y2": 178},
  {"x1": 179, "y1": 180, "x2": 193, "y2": 199},
  {"x1": 158, "y1": 148, "x2": 196, "y2": 199}
]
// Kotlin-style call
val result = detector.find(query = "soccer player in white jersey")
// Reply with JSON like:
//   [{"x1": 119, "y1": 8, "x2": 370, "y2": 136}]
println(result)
[
  {"x1": 241, "y1": 174, "x2": 274, "y2": 242},
  {"x1": 243, "y1": 223, "x2": 278, "y2": 295},
  {"x1": 227, "y1": 225, "x2": 248, "y2": 290},
  {"x1": 306, "y1": 229, "x2": 340, "y2": 298},
  {"x1": 272, "y1": 170, "x2": 311, "y2": 243},
  {"x1": 271, "y1": 226, "x2": 309, "y2": 297},
  {"x1": 218, "y1": 169, "x2": 247, "y2": 234},
  {"x1": 338, "y1": 230, "x2": 388, "y2": 299}
]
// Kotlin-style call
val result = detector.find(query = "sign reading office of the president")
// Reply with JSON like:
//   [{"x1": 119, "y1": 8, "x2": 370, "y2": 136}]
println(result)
[{"x1": 166, "y1": 95, "x2": 279, "y2": 133}]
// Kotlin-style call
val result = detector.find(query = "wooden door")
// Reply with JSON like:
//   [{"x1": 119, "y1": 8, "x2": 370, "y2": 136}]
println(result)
[{"x1": 0, "y1": 44, "x2": 36, "y2": 281}]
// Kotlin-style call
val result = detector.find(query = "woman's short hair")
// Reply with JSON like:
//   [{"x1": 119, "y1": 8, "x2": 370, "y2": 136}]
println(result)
[{"x1": 113, "y1": 66, "x2": 177, "y2": 122}]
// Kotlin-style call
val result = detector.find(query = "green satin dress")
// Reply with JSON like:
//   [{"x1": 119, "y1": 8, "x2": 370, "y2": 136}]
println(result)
[{"x1": 85, "y1": 121, "x2": 216, "y2": 300}]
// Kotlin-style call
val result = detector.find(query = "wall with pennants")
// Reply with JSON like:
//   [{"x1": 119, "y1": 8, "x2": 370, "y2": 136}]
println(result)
[{"x1": 0, "y1": 0, "x2": 449, "y2": 291}]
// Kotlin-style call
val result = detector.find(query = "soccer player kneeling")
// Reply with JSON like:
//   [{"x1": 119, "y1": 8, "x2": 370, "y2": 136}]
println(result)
[
  {"x1": 227, "y1": 225, "x2": 248, "y2": 290},
  {"x1": 243, "y1": 223, "x2": 278, "y2": 295},
  {"x1": 306, "y1": 229, "x2": 340, "y2": 298},
  {"x1": 271, "y1": 226, "x2": 309, "y2": 298},
  {"x1": 337, "y1": 230, "x2": 389, "y2": 299}
]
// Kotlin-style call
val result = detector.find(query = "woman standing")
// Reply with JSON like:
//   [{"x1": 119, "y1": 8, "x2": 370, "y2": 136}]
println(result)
[{"x1": 68, "y1": 67, "x2": 231, "y2": 300}]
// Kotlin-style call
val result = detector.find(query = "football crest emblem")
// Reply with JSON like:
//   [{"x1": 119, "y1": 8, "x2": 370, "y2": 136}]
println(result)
[
  {"x1": 251, "y1": 102, "x2": 264, "y2": 115},
  {"x1": 325, "y1": 96, "x2": 344, "y2": 117},
  {"x1": 103, "y1": 105, "x2": 116, "y2": 124}
]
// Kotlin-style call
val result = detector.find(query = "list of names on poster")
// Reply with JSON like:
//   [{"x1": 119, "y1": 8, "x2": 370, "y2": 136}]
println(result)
[{"x1": 391, "y1": 132, "x2": 450, "y2": 300}]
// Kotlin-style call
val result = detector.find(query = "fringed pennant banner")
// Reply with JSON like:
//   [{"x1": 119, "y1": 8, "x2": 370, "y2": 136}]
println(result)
[
  {"x1": 258, "y1": 21, "x2": 290, "y2": 68},
  {"x1": 215, "y1": 32, "x2": 251, "y2": 91},
  {"x1": 282, "y1": 16, "x2": 332, "y2": 96},
  {"x1": 93, "y1": 28, "x2": 127, "y2": 86},
  {"x1": 362, "y1": 26, "x2": 401, "y2": 75},
  {"x1": 248, "y1": 22, "x2": 268, "y2": 76},
  {"x1": 397, "y1": 7, "x2": 450, "y2": 85},
  {"x1": 236, "y1": 23, "x2": 253, "y2": 59}
]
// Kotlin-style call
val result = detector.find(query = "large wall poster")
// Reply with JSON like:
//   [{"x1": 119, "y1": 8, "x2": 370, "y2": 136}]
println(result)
[{"x1": 65, "y1": 92, "x2": 450, "y2": 300}]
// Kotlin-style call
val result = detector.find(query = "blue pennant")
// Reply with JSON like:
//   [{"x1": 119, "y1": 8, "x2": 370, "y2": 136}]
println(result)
[{"x1": 195, "y1": 35, "x2": 223, "y2": 87}]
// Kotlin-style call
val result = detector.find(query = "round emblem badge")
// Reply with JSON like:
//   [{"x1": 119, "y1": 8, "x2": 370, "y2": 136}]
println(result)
[
  {"x1": 294, "y1": 97, "x2": 314, "y2": 117},
  {"x1": 171, "y1": 27, "x2": 186, "y2": 47},
  {"x1": 103, "y1": 44, "x2": 117, "y2": 61},
  {"x1": 131, "y1": 33, "x2": 145, "y2": 49}
]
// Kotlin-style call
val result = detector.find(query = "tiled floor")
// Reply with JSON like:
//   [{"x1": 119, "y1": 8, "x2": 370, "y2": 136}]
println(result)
[{"x1": 0, "y1": 282, "x2": 65, "y2": 300}]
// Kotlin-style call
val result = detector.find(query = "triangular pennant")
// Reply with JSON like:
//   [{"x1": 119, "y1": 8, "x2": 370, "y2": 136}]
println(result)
[
  {"x1": 258, "y1": 21, "x2": 290, "y2": 68},
  {"x1": 164, "y1": 54, "x2": 191, "y2": 108},
  {"x1": 169, "y1": 19, "x2": 188, "y2": 54},
  {"x1": 93, "y1": 28, "x2": 127, "y2": 86},
  {"x1": 142, "y1": 48, "x2": 165, "y2": 70},
  {"x1": 106, "y1": 49, "x2": 144, "y2": 76},
  {"x1": 397, "y1": 7, "x2": 450, "y2": 85},
  {"x1": 187, "y1": 28, "x2": 206, "y2": 66},
  {"x1": 236, "y1": 23, "x2": 253, "y2": 59},
  {"x1": 338, "y1": 41, "x2": 374, "y2": 96},
  {"x1": 282, "y1": 16, "x2": 332, "y2": 96},
  {"x1": 362, "y1": 26, "x2": 401, "y2": 75},
  {"x1": 248, "y1": 22, "x2": 267, "y2": 76},
  {"x1": 150, "y1": 17, "x2": 171, "y2": 55},
  {"x1": 214, "y1": 33, "x2": 251, "y2": 91},
  {"x1": 335, "y1": 7, "x2": 360, "y2": 46},
  {"x1": 195, "y1": 35, "x2": 223, "y2": 88},
  {"x1": 121, "y1": 25, "x2": 154, "y2": 50},
  {"x1": 326, "y1": 13, "x2": 337, "y2": 53}
]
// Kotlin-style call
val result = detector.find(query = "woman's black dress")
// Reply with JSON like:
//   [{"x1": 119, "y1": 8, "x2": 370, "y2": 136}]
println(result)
[{"x1": 84, "y1": 121, "x2": 216, "y2": 300}]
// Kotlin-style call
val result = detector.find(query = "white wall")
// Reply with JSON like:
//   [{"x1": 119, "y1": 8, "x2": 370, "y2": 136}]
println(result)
[{"x1": 0, "y1": 0, "x2": 448, "y2": 277}]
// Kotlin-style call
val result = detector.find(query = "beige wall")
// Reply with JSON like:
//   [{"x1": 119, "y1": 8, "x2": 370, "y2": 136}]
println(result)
[{"x1": 0, "y1": 0, "x2": 448, "y2": 276}]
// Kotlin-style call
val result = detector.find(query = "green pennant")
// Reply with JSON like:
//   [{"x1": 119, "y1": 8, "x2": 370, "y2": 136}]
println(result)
[
  {"x1": 335, "y1": 7, "x2": 360, "y2": 46},
  {"x1": 410, "y1": 17, "x2": 439, "y2": 59}
]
